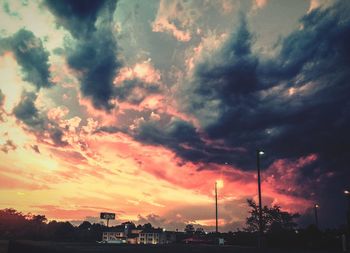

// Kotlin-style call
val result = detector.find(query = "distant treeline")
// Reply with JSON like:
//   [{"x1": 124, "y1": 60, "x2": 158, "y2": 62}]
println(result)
[
  {"x1": 0, "y1": 208, "x2": 103, "y2": 241},
  {"x1": 0, "y1": 206, "x2": 347, "y2": 251}
]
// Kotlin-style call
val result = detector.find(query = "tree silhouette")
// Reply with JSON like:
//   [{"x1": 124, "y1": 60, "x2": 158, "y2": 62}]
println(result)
[
  {"x1": 29, "y1": 214, "x2": 47, "y2": 224},
  {"x1": 78, "y1": 221, "x2": 92, "y2": 230},
  {"x1": 142, "y1": 223, "x2": 153, "y2": 230},
  {"x1": 195, "y1": 227, "x2": 205, "y2": 235},
  {"x1": 245, "y1": 199, "x2": 300, "y2": 233},
  {"x1": 184, "y1": 224, "x2": 195, "y2": 235}
]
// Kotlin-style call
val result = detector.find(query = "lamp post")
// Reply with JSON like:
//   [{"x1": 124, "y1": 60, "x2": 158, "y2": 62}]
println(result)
[
  {"x1": 314, "y1": 204, "x2": 319, "y2": 229},
  {"x1": 257, "y1": 150, "x2": 264, "y2": 248},
  {"x1": 345, "y1": 190, "x2": 350, "y2": 241},
  {"x1": 215, "y1": 181, "x2": 218, "y2": 234}
]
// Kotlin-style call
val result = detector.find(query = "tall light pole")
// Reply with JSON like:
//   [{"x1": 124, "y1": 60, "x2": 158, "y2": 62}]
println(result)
[
  {"x1": 344, "y1": 190, "x2": 350, "y2": 240},
  {"x1": 314, "y1": 204, "x2": 319, "y2": 229},
  {"x1": 215, "y1": 181, "x2": 218, "y2": 234},
  {"x1": 257, "y1": 150, "x2": 264, "y2": 248}
]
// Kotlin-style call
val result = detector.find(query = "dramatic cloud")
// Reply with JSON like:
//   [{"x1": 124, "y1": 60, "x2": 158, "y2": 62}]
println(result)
[
  {"x1": 152, "y1": 0, "x2": 192, "y2": 42},
  {"x1": 113, "y1": 61, "x2": 163, "y2": 104},
  {"x1": 155, "y1": 2, "x2": 350, "y2": 226},
  {"x1": 175, "y1": 2, "x2": 350, "y2": 171},
  {"x1": 13, "y1": 91, "x2": 43, "y2": 128},
  {"x1": 45, "y1": 0, "x2": 120, "y2": 111},
  {"x1": 0, "y1": 29, "x2": 53, "y2": 89},
  {"x1": 12, "y1": 91, "x2": 68, "y2": 146},
  {"x1": 44, "y1": 0, "x2": 110, "y2": 39},
  {"x1": 66, "y1": 28, "x2": 120, "y2": 110}
]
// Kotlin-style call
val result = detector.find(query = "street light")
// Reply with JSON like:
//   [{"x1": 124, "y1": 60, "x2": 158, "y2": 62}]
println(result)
[
  {"x1": 256, "y1": 149, "x2": 264, "y2": 249},
  {"x1": 215, "y1": 181, "x2": 218, "y2": 234},
  {"x1": 314, "y1": 204, "x2": 319, "y2": 229},
  {"x1": 344, "y1": 190, "x2": 350, "y2": 240},
  {"x1": 214, "y1": 180, "x2": 224, "y2": 234}
]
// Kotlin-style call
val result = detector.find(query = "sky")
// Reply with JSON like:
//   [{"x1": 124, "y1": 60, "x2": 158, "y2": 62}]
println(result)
[{"x1": 0, "y1": 0, "x2": 349, "y2": 231}]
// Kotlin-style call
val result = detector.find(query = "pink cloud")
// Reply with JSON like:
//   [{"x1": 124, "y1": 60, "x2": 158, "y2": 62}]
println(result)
[
  {"x1": 0, "y1": 173, "x2": 49, "y2": 190},
  {"x1": 152, "y1": 0, "x2": 192, "y2": 42},
  {"x1": 114, "y1": 60, "x2": 161, "y2": 85},
  {"x1": 32, "y1": 205, "x2": 101, "y2": 220},
  {"x1": 87, "y1": 132, "x2": 315, "y2": 217},
  {"x1": 253, "y1": 0, "x2": 268, "y2": 10}
]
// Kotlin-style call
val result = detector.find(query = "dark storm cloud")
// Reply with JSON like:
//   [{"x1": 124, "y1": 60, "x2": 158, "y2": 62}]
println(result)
[
  {"x1": 170, "y1": 1, "x2": 350, "y2": 227},
  {"x1": 12, "y1": 91, "x2": 68, "y2": 147},
  {"x1": 178, "y1": 2, "x2": 350, "y2": 172},
  {"x1": 0, "y1": 29, "x2": 53, "y2": 89},
  {"x1": 66, "y1": 27, "x2": 120, "y2": 110},
  {"x1": 119, "y1": 2, "x2": 350, "y2": 226},
  {"x1": 44, "y1": 0, "x2": 121, "y2": 111},
  {"x1": 115, "y1": 79, "x2": 161, "y2": 104},
  {"x1": 49, "y1": 128, "x2": 68, "y2": 147},
  {"x1": 44, "y1": 0, "x2": 109, "y2": 39},
  {"x1": 13, "y1": 91, "x2": 43, "y2": 128},
  {"x1": 134, "y1": 117, "x2": 236, "y2": 163},
  {"x1": 120, "y1": 15, "x2": 261, "y2": 167},
  {"x1": 194, "y1": 14, "x2": 258, "y2": 96}
]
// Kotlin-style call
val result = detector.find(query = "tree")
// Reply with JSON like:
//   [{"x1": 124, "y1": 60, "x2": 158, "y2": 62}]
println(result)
[
  {"x1": 195, "y1": 227, "x2": 205, "y2": 235},
  {"x1": 245, "y1": 199, "x2": 300, "y2": 233},
  {"x1": 122, "y1": 221, "x2": 136, "y2": 229},
  {"x1": 0, "y1": 208, "x2": 28, "y2": 238},
  {"x1": 30, "y1": 214, "x2": 47, "y2": 224},
  {"x1": 184, "y1": 224, "x2": 195, "y2": 235},
  {"x1": 78, "y1": 221, "x2": 92, "y2": 230},
  {"x1": 142, "y1": 223, "x2": 153, "y2": 230}
]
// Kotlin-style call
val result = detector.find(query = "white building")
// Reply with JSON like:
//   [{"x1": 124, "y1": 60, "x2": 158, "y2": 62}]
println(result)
[
  {"x1": 102, "y1": 226, "x2": 176, "y2": 244},
  {"x1": 139, "y1": 228, "x2": 165, "y2": 244},
  {"x1": 138, "y1": 229, "x2": 176, "y2": 244},
  {"x1": 102, "y1": 230, "x2": 127, "y2": 244}
]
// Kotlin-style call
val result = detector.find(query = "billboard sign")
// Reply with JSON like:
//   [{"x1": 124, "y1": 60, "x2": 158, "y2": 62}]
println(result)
[{"x1": 100, "y1": 212, "x2": 115, "y2": 220}]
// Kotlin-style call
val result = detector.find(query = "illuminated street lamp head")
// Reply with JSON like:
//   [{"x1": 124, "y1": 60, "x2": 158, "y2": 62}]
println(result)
[
  {"x1": 216, "y1": 179, "x2": 224, "y2": 189},
  {"x1": 258, "y1": 150, "x2": 265, "y2": 155},
  {"x1": 344, "y1": 190, "x2": 350, "y2": 195},
  {"x1": 315, "y1": 204, "x2": 319, "y2": 208}
]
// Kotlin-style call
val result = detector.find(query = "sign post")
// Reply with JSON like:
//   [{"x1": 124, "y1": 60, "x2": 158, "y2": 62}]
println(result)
[{"x1": 100, "y1": 212, "x2": 115, "y2": 227}]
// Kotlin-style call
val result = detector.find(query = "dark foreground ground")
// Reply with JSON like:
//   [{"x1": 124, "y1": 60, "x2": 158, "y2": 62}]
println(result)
[{"x1": 0, "y1": 240, "x2": 343, "y2": 253}]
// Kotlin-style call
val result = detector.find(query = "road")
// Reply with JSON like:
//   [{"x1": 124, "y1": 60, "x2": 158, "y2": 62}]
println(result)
[{"x1": 4, "y1": 240, "x2": 342, "y2": 253}]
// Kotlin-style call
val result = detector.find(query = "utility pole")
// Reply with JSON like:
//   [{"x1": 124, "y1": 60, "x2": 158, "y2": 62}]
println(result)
[{"x1": 215, "y1": 181, "x2": 218, "y2": 234}]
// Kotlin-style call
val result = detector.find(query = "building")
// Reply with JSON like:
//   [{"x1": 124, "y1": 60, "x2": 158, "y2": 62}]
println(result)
[
  {"x1": 102, "y1": 226, "x2": 127, "y2": 244},
  {"x1": 102, "y1": 224, "x2": 177, "y2": 244},
  {"x1": 127, "y1": 233, "x2": 139, "y2": 244},
  {"x1": 164, "y1": 231, "x2": 177, "y2": 244},
  {"x1": 138, "y1": 229, "x2": 177, "y2": 244},
  {"x1": 139, "y1": 228, "x2": 165, "y2": 244}
]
